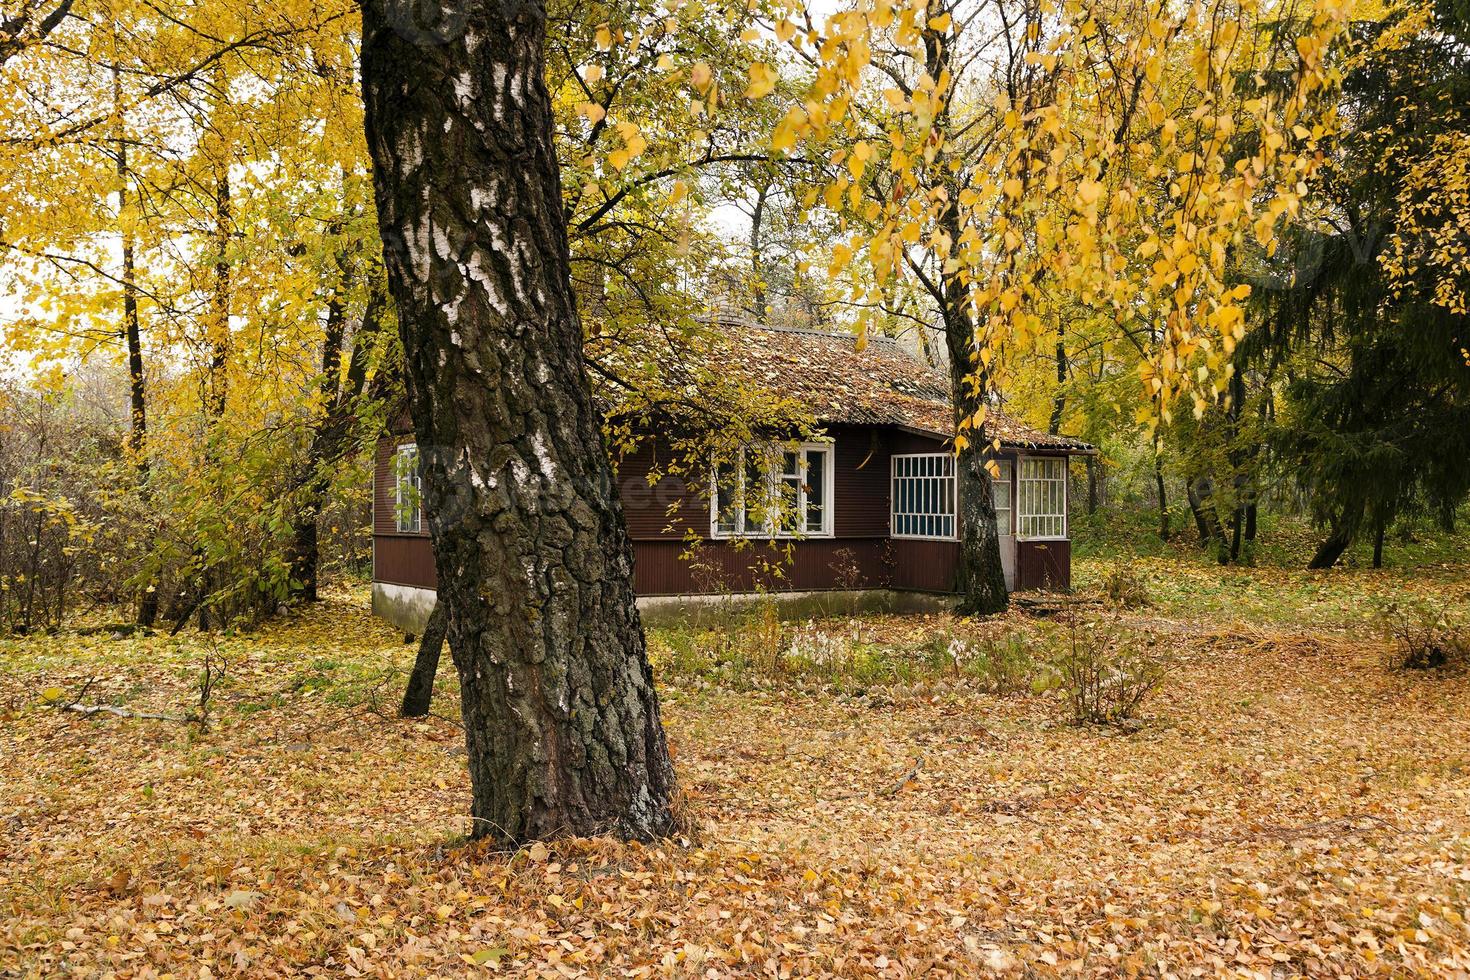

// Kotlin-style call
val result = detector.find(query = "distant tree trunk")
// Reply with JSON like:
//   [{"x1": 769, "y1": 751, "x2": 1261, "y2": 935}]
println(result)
[
  {"x1": 1153, "y1": 450, "x2": 1170, "y2": 542},
  {"x1": 748, "y1": 177, "x2": 768, "y2": 318},
  {"x1": 1372, "y1": 517, "x2": 1386, "y2": 569},
  {"x1": 361, "y1": 0, "x2": 676, "y2": 844},
  {"x1": 1085, "y1": 455, "x2": 1098, "y2": 515},
  {"x1": 401, "y1": 601, "x2": 447, "y2": 717},
  {"x1": 1186, "y1": 479, "x2": 1212, "y2": 544},
  {"x1": 288, "y1": 282, "x2": 384, "y2": 602},
  {"x1": 208, "y1": 170, "x2": 232, "y2": 421},
  {"x1": 1308, "y1": 503, "x2": 1362, "y2": 569},
  {"x1": 1049, "y1": 331, "x2": 1067, "y2": 437},
  {"x1": 112, "y1": 60, "x2": 157, "y2": 628}
]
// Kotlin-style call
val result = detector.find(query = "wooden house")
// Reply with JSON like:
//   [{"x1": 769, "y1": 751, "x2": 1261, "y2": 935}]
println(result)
[{"x1": 371, "y1": 324, "x2": 1093, "y2": 630}]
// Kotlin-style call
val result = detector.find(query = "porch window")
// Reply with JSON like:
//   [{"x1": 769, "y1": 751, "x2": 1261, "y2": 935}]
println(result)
[
  {"x1": 1017, "y1": 456, "x2": 1066, "y2": 539},
  {"x1": 393, "y1": 443, "x2": 423, "y2": 534},
  {"x1": 991, "y1": 459, "x2": 1013, "y2": 535},
  {"x1": 711, "y1": 443, "x2": 833, "y2": 538},
  {"x1": 891, "y1": 453, "x2": 956, "y2": 540}
]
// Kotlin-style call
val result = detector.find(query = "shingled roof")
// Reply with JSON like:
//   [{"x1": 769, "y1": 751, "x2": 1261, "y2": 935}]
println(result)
[{"x1": 701, "y1": 320, "x2": 1093, "y2": 452}]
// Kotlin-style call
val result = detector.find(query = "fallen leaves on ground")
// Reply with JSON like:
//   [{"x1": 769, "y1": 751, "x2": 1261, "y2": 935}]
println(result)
[{"x1": 2, "y1": 569, "x2": 1470, "y2": 977}]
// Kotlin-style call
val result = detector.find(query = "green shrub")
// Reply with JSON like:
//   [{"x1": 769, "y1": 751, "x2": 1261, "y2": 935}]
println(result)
[
  {"x1": 1047, "y1": 622, "x2": 1170, "y2": 726},
  {"x1": 1101, "y1": 561, "x2": 1152, "y2": 609},
  {"x1": 1380, "y1": 601, "x2": 1468, "y2": 670}
]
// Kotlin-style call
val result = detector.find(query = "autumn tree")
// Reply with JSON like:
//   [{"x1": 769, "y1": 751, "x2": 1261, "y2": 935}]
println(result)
[{"x1": 1261, "y1": 0, "x2": 1470, "y2": 568}]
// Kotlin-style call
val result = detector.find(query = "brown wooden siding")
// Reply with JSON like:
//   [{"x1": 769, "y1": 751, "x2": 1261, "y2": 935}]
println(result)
[
  {"x1": 374, "y1": 535, "x2": 436, "y2": 589},
  {"x1": 371, "y1": 424, "x2": 1063, "y2": 597},
  {"x1": 1016, "y1": 539, "x2": 1070, "y2": 590},
  {"x1": 631, "y1": 539, "x2": 894, "y2": 595},
  {"x1": 889, "y1": 538, "x2": 961, "y2": 593}
]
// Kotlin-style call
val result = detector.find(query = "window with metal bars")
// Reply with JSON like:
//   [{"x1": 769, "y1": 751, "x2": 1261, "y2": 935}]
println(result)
[{"x1": 890, "y1": 453, "x2": 956, "y2": 540}]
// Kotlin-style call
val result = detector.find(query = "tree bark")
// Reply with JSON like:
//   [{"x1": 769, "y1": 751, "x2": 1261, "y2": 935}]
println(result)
[
  {"x1": 401, "y1": 600, "x2": 447, "y2": 717},
  {"x1": 924, "y1": 21, "x2": 1007, "y2": 615},
  {"x1": 749, "y1": 176, "x2": 768, "y2": 318},
  {"x1": 1049, "y1": 332, "x2": 1067, "y2": 437},
  {"x1": 360, "y1": 0, "x2": 676, "y2": 844},
  {"x1": 946, "y1": 328, "x2": 1009, "y2": 613},
  {"x1": 1309, "y1": 502, "x2": 1362, "y2": 569},
  {"x1": 112, "y1": 58, "x2": 156, "y2": 628},
  {"x1": 1186, "y1": 479, "x2": 1212, "y2": 544},
  {"x1": 1153, "y1": 450, "x2": 1170, "y2": 542}
]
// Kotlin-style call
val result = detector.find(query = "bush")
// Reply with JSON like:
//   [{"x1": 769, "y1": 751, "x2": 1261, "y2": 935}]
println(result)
[
  {"x1": 1101, "y1": 561, "x2": 1152, "y2": 609},
  {"x1": 1048, "y1": 622, "x2": 1170, "y2": 726},
  {"x1": 1381, "y1": 601, "x2": 1468, "y2": 670}
]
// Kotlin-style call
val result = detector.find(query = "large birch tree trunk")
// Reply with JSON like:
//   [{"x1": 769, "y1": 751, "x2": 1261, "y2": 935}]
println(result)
[{"x1": 359, "y1": 0, "x2": 676, "y2": 844}]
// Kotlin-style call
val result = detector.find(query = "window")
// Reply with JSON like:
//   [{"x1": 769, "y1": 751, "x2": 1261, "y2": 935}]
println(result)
[
  {"x1": 1017, "y1": 456, "x2": 1067, "y2": 539},
  {"x1": 891, "y1": 453, "x2": 956, "y2": 540},
  {"x1": 992, "y1": 459, "x2": 1013, "y2": 535},
  {"x1": 711, "y1": 443, "x2": 833, "y2": 538},
  {"x1": 393, "y1": 443, "x2": 423, "y2": 534}
]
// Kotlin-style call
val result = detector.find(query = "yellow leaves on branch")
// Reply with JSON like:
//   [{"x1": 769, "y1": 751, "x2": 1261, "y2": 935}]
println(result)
[
  {"x1": 747, "y1": 0, "x2": 1351, "y2": 426},
  {"x1": 745, "y1": 62, "x2": 777, "y2": 99},
  {"x1": 606, "y1": 122, "x2": 648, "y2": 172}
]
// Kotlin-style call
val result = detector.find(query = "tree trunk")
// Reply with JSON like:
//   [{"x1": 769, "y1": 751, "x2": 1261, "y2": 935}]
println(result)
[
  {"x1": 947, "y1": 341, "x2": 1009, "y2": 614},
  {"x1": 917, "y1": 19, "x2": 1008, "y2": 615},
  {"x1": 401, "y1": 600, "x2": 448, "y2": 717},
  {"x1": 749, "y1": 177, "x2": 768, "y2": 318},
  {"x1": 360, "y1": 0, "x2": 676, "y2": 845},
  {"x1": 1153, "y1": 451, "x2": 1170, "y2": 542},
  {"x1": 1186, "y1": 479, "x2": 1212, "y2": 544},
  {"x1": 1086, "y1": 455, "x2": 1098, "y2": 515},
  {"x1": 112, "y1": 59, "x2": 157, "y2": 628},
  {"x1": 1049, "y1": 331, "x2": 1067, "y2": 436},
  {"x1": 1372, "y1": 517, "x2": 1385, "y2": 569},
  {"x1": 1309, "y1": 523, "x2": 1354, "y2": 569},
  {"x1": 1308, "y1": 503, "x2": 1362, "y2": 569}
]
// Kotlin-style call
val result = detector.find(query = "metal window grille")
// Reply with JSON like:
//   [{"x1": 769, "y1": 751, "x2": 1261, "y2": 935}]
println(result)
[{"x1": 891, "y1": 454, "x2": 956, "y2": 539}]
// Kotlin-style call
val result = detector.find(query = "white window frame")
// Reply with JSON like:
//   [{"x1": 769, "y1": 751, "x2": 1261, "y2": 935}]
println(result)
[
  {"x1": 709, "y1": 442, "x2": 834, "y2": 539},
  {"x1": 992, "y1": 458, "x2": 1014, "y2": 536},
  {"x1": 1017, "y1": 455, "x2": 1067, "y2": 540},
  {"x1": 393, "y1": 442, "x2": 423, "y2": 534},
  {"x1": 891, "y1": 453, "x2": 957, "y2": 541}
]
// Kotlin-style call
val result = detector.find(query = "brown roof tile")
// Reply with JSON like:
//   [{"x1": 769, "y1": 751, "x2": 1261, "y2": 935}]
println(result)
[{"x1": 699, "y1": 320, "x2": 1094, "y2": 452}]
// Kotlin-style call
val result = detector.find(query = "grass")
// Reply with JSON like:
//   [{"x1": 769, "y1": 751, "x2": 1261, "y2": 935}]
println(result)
[{"x1": 3, "y1": 542, "x2": 1470, "y2": 976}]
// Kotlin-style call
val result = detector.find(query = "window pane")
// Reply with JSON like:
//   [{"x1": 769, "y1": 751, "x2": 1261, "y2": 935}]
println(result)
[
  {"x1": 715, "y1": 459, "x2": 738, "y2": 534},
  {"x1": 805, "y1": 450, "x2": 825, "y2": 532}
]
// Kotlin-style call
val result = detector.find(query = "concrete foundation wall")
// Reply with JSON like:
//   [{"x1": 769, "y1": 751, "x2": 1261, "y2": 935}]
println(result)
[
  {"x1": 372, "y1": 582, "x2": 954, "y2": 633},
  {"x1": 372, "y1": 582, "x2": 438, "y2": 635}
]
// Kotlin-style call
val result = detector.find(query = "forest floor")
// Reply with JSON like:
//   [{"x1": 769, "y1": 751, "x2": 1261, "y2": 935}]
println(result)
[{"x1": 3, "y1": 549, "x2": 1470, "y2": 977}]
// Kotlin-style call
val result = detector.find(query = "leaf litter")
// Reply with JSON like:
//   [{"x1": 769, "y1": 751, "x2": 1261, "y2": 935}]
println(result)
[{"x1": 1, "y1": 573, "x2": 1469, "y2": 977}]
